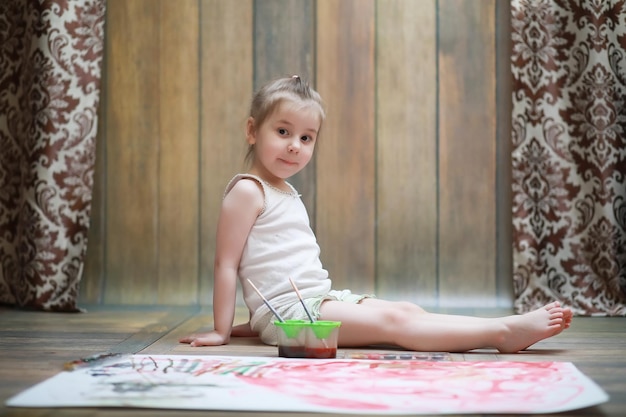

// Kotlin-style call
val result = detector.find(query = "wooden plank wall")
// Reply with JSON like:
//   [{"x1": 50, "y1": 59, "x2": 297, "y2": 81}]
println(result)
[{"x1": 82, "y1": 0, "x2": 512, "y2": 308}]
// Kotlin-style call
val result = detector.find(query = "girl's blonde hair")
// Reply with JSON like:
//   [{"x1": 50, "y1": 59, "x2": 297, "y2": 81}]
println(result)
[{"x1": 245, "y1": 76, "x2": 325, "y2": 166}]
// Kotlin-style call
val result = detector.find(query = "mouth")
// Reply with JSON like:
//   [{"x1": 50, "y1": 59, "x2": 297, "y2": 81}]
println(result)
[{"x1": 279, "y1": 159, "x2": 298, "y2": 166}]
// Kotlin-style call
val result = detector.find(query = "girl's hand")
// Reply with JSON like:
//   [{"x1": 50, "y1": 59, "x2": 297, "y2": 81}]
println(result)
[{"x1": 179, "y1": 331, "x2": 229, "y2": 347}]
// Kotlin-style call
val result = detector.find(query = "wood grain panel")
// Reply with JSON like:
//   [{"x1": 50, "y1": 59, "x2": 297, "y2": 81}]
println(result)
[
  {"x1": 253, "y1": 0, "x2": 315, "y2": 85},
  {"x1": 199, "y1": 0, "x2": 254, "y2": 304},
  {"x1": 80, "y1": 76, "x2": 107, "y2": 304},
  {"x1": 253, "y1": 0, "x2": 317, "y2": 226},
  {"x1": 104, "y1": 0, "x2": 160, "y2": 304},
  {"x1": 438, "y1": 0, "x2": 497, "y2": 306},
  {"x1": 375, "y1": 0, "x2": 438, "y2": 304},
  {"x1": 316, "y1": 0, "x2": 376, "y2": 292},
  {"x1": 157, "y1": 1, "x2": 200, "y2": 304},
  {"x1": 495, "y1": 1, "x2": 514, "y2": 306},
  {"x1": 81, "y1": 0, "x2": 509, "y2": 308}
]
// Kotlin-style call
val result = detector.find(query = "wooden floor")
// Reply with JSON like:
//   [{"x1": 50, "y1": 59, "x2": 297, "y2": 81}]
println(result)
[{"x1": 1, "y1": 304, "x2": 624, "y2": 417}]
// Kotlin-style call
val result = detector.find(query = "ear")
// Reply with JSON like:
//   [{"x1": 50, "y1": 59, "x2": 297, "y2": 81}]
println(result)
[{"x1": 246, "y1": 117, "x2": 256, "y2": 145}]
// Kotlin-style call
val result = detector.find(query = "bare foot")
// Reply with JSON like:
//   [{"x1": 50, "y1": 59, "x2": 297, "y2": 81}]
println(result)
[{"x1": 497, "y1": 302, "x2": 569, "y2": 353}]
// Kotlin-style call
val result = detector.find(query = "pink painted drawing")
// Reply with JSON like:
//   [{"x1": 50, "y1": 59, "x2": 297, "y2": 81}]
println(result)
[{"x1": 6, "y1": 355, "x2": 608, "y2": 414}]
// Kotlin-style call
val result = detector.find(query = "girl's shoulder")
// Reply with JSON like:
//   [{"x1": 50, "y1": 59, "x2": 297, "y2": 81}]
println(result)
[
  {"x1": 225, "y1": 174, "x2": 298, "y2": 198},
  {"x1": 224, "y1": 174, "x2": 267, "y2": 214},
  {"x1": 225, "y1": 174, "x2": 265, "y2": 197}
]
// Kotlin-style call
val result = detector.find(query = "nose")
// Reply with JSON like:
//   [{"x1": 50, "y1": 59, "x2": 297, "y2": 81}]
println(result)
[{"x1": 288, "y1": 137, "x2": 300, "y2": 153}]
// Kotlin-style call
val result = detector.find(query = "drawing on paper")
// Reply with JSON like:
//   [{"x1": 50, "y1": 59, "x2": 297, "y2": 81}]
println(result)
[{"x1": 6, "y1": 355, "x2": 608, "y2": 414}]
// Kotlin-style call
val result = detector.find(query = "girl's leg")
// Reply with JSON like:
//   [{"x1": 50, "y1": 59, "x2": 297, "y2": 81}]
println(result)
[
  {"x1": 231, "y1": 311, "x2": 259, "y2": 337},
  {"x1": 231, "y1": 321, "x2": 258, "y2": 337},
  {"x1": 318, "y1": 299, "x2": 571, "y2": 353},
  {"x1": 416, "y1": 304, "x2": 572, "y2": 329}
]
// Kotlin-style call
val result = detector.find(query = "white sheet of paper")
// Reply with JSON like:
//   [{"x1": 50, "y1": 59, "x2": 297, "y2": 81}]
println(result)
[{"x1": 6, "y1": 355, "x2": 609, "y2": 414}]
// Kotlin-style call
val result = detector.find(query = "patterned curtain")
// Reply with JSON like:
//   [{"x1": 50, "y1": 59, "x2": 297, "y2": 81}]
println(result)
[
  {"x1": 0, "y1": 0, "x2": 106, "y2": 311},
  {"x1": 511, "y1": 0, "x2": 626, "y2": 316}
]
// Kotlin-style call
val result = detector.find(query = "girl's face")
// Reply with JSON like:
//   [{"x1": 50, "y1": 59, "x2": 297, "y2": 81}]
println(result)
[{"x1": 246, "y1": 100, "x2": 321, "y2": 185}]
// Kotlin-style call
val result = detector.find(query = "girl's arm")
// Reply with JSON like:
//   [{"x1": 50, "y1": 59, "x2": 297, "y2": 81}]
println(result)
[{"x1": 179, "y1": 179, "x2": 263, "y2": 347}]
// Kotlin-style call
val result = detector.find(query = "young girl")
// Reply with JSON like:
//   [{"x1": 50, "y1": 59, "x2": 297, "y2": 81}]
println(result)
[{"x1": 180, "y1": 76, "x2": 572, "y2": 353}]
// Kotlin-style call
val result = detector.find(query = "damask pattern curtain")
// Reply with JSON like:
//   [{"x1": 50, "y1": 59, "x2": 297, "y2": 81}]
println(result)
[
  {"x1": 511, "y1": 0, "x2": 626, "y2": 316},
  {"x1": 0, "y1": 0, "x2": 105, "y2": 311}
]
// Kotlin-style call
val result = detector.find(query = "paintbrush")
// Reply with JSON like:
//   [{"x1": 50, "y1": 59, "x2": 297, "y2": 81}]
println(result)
[
  {"x1": 247, "y1": 279, "x2": 285, "y2": 323},
  {"x1": 288, "y1": 277, "x2": 315, "y2": 323}
]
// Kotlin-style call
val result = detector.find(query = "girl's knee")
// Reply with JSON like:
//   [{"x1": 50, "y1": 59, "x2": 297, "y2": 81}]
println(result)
[
  {"x1": 396, "y1": 301, "x2": 427, "y2": 315},
  {"x1": 381, "y1": 302, "x2": 423, "y2": 328}
]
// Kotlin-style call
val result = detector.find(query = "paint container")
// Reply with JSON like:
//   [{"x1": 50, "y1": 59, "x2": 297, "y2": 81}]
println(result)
[
  {"x1": 305, "y1": 320, "x2": 341, "y2": 359},
  {"x1": 274, "y1": 320, "x2": 342, "y2": 359},
  {"x1": 275, "y1": 320, "x2": 308, "y2": 358}
]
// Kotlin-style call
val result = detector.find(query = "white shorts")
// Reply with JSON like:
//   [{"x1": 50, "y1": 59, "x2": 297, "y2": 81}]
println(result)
[{"x1": 253, "y1": 289, "x2": 374, "y2": 346}]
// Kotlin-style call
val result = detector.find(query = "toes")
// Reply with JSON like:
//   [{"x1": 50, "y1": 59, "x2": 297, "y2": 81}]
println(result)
[
  {"x1": 548, "y1": 310, "x2": 563, "y2": 321},
  {"x1": 544, "y1": 301, "x2": 560, "y2": 311},
  {"x1": 550, "y1": 316, "x2": 564, "y2": 326}
]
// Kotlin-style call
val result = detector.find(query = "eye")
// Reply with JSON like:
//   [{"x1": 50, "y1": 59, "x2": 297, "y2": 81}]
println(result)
[
  {"x1": 278, "y1": 128, "x2": 288, "y2": 136},
  {"x1": 300, "y1": 135, "x2": 314, "y2": 143}
]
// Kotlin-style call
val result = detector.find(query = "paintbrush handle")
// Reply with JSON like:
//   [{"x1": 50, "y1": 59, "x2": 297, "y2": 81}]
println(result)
[
  {"x1": 247, "y1": 279, "x2": 285, "y2": 323},
  {"x1": 263, "y1": 300, "x2": 285, "y2": 323},
  {"x1": 299, "y1": 299, "x2": 315, "y2": 323},
  {"x1": 289, "y1": 277, "x2": 315, "y2": 323}
]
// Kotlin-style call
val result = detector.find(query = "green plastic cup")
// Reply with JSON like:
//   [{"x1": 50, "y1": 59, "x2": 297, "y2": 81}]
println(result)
[
  {"x1": 305, "y1": 320, "x2": 341, "y2": 359},
  {"x1": 275, "y1": 319, "x2": 342, "y2": 359},
  {"x1": 274, "y1": 320, "x2": 308, "y2": 358}
]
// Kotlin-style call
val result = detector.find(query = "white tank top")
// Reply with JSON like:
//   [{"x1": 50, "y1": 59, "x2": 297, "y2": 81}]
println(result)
[{"x1": 224, "y1": 174, "x2": 331, "y2": 328}]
